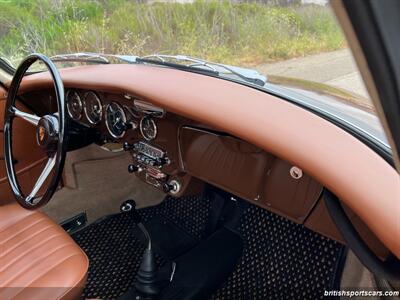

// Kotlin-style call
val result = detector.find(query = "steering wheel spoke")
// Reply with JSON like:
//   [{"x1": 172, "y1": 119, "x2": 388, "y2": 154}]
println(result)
[
  {"x1": 10, "y1": 106, "x2": 40, "y2": 126},
  {"x1": 26, "y1": 155, "x2": 56, "y2": 204}
]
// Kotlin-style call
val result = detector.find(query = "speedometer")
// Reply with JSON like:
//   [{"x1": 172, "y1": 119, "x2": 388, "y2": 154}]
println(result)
[
  {"x1": 83, "y1": 91, "x2": 102, "y2": 124},
  {"x1": 66, "y1": 90, "x2": 83, "y2": 120},
  {"x1": 105, "y1": 102, "x2": 127, "y2": 138}
]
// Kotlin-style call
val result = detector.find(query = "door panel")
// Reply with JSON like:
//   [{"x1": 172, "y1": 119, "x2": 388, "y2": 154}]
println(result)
[{"x1": 0, "y1": 86, "x2": 48, "y2": 204}]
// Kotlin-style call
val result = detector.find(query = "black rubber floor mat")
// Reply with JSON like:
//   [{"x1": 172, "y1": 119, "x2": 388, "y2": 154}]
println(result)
[
  {"x1": 210, "y1": 203, "x2": 346, "y2": 300},
  {"x1": 72, "y1": 195, "x2": 209, "y2": 299},
  {"x1": 73, "y1": 195, "x2": 345, "y2": 300}
]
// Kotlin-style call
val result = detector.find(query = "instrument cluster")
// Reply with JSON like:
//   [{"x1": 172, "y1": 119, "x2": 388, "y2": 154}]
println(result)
[{"x1": 66, "y1": 89, "x2": 163, "y2": 142}]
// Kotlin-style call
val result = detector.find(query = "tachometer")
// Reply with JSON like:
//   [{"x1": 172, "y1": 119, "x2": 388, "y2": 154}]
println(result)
[
  {"x1": 105, "y1": 102, "x2": 127, "y2": 138},
  {"x1": 66, "y1": 90, "x2": 83, "y2": 120},
  {"x1": 83, "y1": 91, "x2": 102, "y2": 124},
  {"x1": 140, "y1": 116, "x2": 157, "y2": 141}
]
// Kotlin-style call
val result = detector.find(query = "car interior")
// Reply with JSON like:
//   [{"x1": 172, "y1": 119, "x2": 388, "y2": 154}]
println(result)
[{"x1": 1, "y1": 1, "x2": 400, "y2": 299}]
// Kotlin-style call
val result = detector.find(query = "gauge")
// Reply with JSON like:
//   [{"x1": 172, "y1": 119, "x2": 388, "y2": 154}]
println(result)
[
  {"x1": 83, "y1": 91, "x2": 102, "y2": 124},
  {"x1": 106, "y1": 102, "x2": 127, "y2": 138},
  {"x1": 66, "y1": 90, "x2": 83, "y2": 120},
  {"x1": 140, "y1": 116, "x2": 157, "y2": 141}
]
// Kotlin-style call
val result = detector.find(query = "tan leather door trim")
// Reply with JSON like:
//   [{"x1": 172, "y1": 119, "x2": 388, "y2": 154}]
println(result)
[{"x1": 0, "y1": 86, "x2": 48, "y2": 205}]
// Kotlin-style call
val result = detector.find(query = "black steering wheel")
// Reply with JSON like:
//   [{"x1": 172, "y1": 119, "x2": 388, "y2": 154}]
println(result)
[{"x1": 4, "y1": 54, "x2": 66, "y2": 209}]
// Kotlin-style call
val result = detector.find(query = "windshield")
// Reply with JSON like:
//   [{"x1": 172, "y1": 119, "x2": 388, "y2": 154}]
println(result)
[{"x1": 0, "y1": 0, "x2": 386, "y2": 146}]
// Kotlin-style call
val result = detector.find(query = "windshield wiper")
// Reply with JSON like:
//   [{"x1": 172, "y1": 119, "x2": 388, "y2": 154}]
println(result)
[
  {"x1": 50, "y1": 52, "x2": 148, "y2": 65},
  {"x1": 43, "y1": 52, "x2": 267, "y2": 86},
  {"x1": 136, "y1": 54, "x2": 266, "y2": 86},
  {"x1": 50, "y1": 53, "x2": 111, "y2": 64},
  {"x1": 136, "y1": 56, "x2": 219, "y2": 77}
]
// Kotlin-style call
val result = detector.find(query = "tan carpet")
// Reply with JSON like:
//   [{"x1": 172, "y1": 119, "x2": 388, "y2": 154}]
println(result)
[{"x1": 42, "y1": 144, "x2": 165, "y2": 223}]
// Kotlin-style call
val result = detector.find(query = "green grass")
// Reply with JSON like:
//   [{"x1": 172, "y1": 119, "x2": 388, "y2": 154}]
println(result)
[{"x1": 0, "y1": 0, "x2": 345, "y2": 67}]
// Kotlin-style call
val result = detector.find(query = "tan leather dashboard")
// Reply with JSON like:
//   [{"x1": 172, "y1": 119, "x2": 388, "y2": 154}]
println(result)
[
  {"x1": 179, "y1": 126, "x2": 322, "y2": 223},
  {"x1": 7, "y1": 64, "x2": 400, "y2": 258}
]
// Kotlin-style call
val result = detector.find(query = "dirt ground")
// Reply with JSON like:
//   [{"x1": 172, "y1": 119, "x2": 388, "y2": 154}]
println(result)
[{"x1": 256, "y1": 48, "x2": 370, "y2": 99}]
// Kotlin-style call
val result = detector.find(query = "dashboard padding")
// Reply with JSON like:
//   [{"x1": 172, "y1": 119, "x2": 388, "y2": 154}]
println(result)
[{"x1": 11, "y1": 64, "x2": 400, "y2": 258}]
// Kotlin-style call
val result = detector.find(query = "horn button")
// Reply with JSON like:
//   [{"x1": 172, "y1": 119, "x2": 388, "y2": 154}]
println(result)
[{"x1": 36, "y1": 115, "x2": 59, "y2": 149}]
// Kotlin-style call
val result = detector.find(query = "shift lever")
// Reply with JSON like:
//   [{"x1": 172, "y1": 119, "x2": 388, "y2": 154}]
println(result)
[{"x1": 119, "y1": 200, "x2": 160, "y2": 297}]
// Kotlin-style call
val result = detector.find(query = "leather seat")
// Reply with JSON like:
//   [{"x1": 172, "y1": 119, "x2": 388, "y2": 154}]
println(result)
[{"x1": 0, "y1": 203, "x2": 89, "y2": 300}]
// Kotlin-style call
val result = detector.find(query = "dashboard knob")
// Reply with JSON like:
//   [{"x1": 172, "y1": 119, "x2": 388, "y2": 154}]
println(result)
[
  {"x1": 162, "y1": 180, "x2": 181, "y2": 194},
  {"x1": 155, "y1": 157, "x2": 168, "y2": 166},
  {"x1": 162, "y1": 183, "x2": 174, "y2": 193},
  {"x1": 128, "y1": 164, "x2": 139, "y2": 173},
  {"x1": 123, "y1": 142, "x2": 133, "y2": 151}
]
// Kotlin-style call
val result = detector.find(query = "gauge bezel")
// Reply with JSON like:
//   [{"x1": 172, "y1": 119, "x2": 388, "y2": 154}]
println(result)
[
  {"x1": 105, "y1": 102, "x2": 127, "y2": 139},
  {"x1": 66, "y1": 90, "x2": 83, "y2": 120},
  {"x1": 140, "y1": 116, "x2": 157, "y2": 141},
  {"x1": 83, "y1": 91, "x2": 102, "y2": 125}
]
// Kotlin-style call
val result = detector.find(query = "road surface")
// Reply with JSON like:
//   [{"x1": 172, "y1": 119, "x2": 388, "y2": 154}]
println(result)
[
  {"x1": 256, "y1": 49, "x2": 389, "y2": 146},
  {"x1": 256, "y1": 49, "x2": 370, "y2": 99}
]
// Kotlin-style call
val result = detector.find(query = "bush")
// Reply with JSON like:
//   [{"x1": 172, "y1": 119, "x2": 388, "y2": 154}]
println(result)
[{"x1": 0, "y1": 0, "x2": 345, "y2": 66}]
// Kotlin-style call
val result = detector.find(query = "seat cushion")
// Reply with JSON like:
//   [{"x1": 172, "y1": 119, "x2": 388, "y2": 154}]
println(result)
[{"x1": 0, "y1": 203, "x2": 89, "y2": 300}]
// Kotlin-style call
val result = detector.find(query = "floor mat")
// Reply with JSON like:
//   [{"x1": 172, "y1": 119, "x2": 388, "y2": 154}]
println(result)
[{"x1": 72, "y1": 195, "x2": 346, "y2": 300}]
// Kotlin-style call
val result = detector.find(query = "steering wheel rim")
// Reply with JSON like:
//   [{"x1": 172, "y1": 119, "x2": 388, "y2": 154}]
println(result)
[{"x1": 3, "y1": 53, "x2": 66, "y2": 209}]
